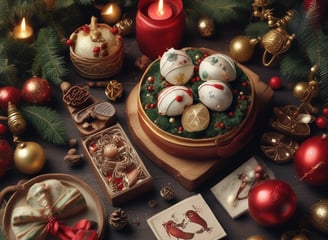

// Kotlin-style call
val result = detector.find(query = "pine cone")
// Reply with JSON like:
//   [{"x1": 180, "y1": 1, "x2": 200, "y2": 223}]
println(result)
[{"x1": 109, "y1": 208, "x2": 128, "y2": 230}]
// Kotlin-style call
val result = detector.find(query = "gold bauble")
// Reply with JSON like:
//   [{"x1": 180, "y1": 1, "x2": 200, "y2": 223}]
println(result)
[
  {"x1": 14, "y1": 141, "x2": 46, "y2": 175},
  {"x1": 197, "y1": 16, "x2": 215, "y2": 38},
  {"x1": 101, "y1": 2, "x2": 122, "y2": 25},
  {"x1": 229, "y1": 35, "x2": 258, "y2": 63},
  {"x1": 310, "y1": 200, "x2": 328, "y2": 233},
  {"x1": 293, "y1": 82, "x2": 309, "y2": 102}
]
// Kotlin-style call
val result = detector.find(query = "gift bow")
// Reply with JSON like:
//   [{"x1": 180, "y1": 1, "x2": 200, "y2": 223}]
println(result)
[{"x1": 11, "y1": 179, "x2": 98, "y2": 240}]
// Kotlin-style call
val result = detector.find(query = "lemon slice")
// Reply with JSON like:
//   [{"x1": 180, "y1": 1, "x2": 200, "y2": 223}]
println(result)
[{"x1": 182, "y1": 103, "x2": 210, "y2": 132}]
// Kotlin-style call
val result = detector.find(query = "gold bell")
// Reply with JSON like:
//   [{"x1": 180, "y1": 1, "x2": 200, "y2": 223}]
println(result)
[{"x1": 7, "y1": 101, "x2": 27, "y2": 135}]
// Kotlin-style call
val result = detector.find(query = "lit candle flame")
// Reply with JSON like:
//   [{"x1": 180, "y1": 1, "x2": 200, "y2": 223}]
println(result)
[
  {"x1": 158, "y1": 0, "x2": 164, "y2": 16},
  {"x1": 21, "y1": 17, "x2": 27, "y2": 33}
]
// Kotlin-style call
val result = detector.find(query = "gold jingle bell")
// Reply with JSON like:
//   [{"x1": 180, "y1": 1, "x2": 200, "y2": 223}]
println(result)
[
  {"x1": 197, "y1": 16, "x2": 215, "y2": 38},
  {"x1": 7, "y1": 102, "x2": 27, "y2": 135},
  {"x1": 310, "y1": 200, "x2": 328, "y2": 233},
  {"x1": 229, "y1": 35, "x2": 259, "y2": 63}
]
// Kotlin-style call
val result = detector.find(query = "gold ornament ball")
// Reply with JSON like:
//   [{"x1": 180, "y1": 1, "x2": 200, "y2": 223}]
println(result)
[
  {"x1": 310, "y1": 200, "x2": 328, "y2": 233},
  {"x1": 197, "y1": 16, "x2": 215, "y2": 38},
  {"x1": 101, "y1": 3, "x2": 122, "y2": 25},
  {"x1": 229, "y1": 35, "x2": 257, "y2": 63},
  {"x1": 14, "y1": 141, "x2": 46, "y2": 175}
]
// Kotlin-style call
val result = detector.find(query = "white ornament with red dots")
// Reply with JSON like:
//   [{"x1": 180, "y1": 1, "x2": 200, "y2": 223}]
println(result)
[
  {"x1": 68, "y1": 17, "x2": 120, "y2": 59},
  {"x1": 199, "y1": 53, "x2": 237, "y2": 82},
  {"x1": 198, "y1": 80, "x2": 233, "y2": 112},
  {"x1": 160, "y1": 48, "x2": 194, "y2": 85},
  {"x1": 157, "y1": 86, "x2": 193, "y2": 116}
]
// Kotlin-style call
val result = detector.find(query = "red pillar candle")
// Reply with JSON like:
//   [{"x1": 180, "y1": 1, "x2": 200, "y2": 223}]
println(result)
[{"x1": 136, "y1": 0, "x2": 185, "y2": 59}]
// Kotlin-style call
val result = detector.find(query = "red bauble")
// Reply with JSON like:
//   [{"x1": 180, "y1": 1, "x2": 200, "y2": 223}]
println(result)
[
  {"x1": 0, "y1": 86, "x2": 21, "y2": 113},
  {"x1": 269, "y1": 76, "x2": 282, "y2": 90},
  {"x1": 0, "y1": 139, "x2": 14, "y2": 177},
  {"x1": 248, "y1": 179, "x2": 297, "y2": 226},
  {"x1": 21, "y1": 76, "x2": 51, "y2": 104},
  {"x1": 294, "y1": 134, "x2": 328, "y2": 185}
]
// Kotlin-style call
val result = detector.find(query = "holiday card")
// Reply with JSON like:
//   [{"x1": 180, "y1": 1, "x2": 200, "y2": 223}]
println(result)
[
  {"x1": 211, "y1": 157, "x2": 275, "y2": 218},
  {"x1": 147, "y1": 194, "x2": 226, "y2": 240}
]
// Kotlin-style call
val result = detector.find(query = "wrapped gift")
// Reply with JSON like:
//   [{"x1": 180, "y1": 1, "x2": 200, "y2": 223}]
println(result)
[{"x1": 10, "y1": 179, "x2": 98, "y2": 240}]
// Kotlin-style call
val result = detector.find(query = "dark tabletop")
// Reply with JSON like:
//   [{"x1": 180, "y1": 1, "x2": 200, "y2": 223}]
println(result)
[{"x1": 1, "y1": 21, "x2": 327, "y2": 240}]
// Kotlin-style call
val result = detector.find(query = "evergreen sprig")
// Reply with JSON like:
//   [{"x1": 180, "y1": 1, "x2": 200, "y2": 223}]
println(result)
[
  {"x1": 0, "y1": 59, "x2": 18, "y2": 86},
  {"x1": 33, "y1": 27, "x2": 68, "y2": 86},
  {"x1": 20, "y1": 105, "x2": 69, "y2": 145},
  {"x1": 185, "y1": 0, "x2": 253, "y2": 25}
]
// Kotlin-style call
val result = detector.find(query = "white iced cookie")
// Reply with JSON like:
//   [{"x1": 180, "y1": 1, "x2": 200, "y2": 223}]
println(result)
[
  {"x1": 160, "y1": 48, "x2": 194, "y2": 85},
  {"x1": 157, "y1": 86, "x2": 193, "y2": 116},
  {"x1": 199, "y1": 53, "x2": 236, "y2": 82},
  {"x1": 198, "y1": 80, "x2": 233, "y2": 112}
]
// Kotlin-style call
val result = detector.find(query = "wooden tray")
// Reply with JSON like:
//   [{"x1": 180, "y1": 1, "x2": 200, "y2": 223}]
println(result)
[{"x1": 126, "y1": 67, "x2": 273, "y2": 191}]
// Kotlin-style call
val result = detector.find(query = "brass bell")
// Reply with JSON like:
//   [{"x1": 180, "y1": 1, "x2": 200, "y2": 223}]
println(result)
[{"x1": 7, "y1": 102, "x2": 27, "y2": 135}]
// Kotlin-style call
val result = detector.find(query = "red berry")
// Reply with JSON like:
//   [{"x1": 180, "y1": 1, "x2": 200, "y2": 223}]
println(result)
[
  {"x1": 66, "y1": 39, "x2": 74, "y2": 46},
  {"x1": 175, "y1": 95, "x2": 183, "y2": 102},
  {"x1": 322, "y1": 107, "x2": 328, "y2": 116},
  {"x1": 93, "y1": 46, "x2": 100, "y2": 53},
  {"x1": 269, "y1": 76, "x2": 282, "y2": 90},
  {"x1": 147, "y1": 85, "x2": 154, "y2": 91},
  {"x1": 316, "y1": 116, "x2": 328, "y2": 128}
]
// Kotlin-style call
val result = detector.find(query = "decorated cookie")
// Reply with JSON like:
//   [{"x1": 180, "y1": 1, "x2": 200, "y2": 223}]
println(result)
[
  {"x1": 199, "y1": 53, "x2": 236, "y2": 82},
  {"x1": 198, "y1": 80, "x2": 233, "y2": 112},
  {"x1": 160, "y1": 48, "x2": 194, "y2": 85},
  {"x1": 158, "y1": 86, "x2": 193, "y2": 116},
  {"x1": 182, "y1": 103, "x2": 210, "y2": 132}
]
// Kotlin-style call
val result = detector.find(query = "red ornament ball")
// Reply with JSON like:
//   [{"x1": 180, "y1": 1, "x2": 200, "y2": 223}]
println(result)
[
  {"x1": 21, "y1": 77, "x2": 51, "y2": 104},
  {"x1": 294, "y1": 134, "x2": 328, "y2": 186},
  {"x1": 0, "y1": 86, "x2": 21, "y2": 113},
  {"x1": 322, "y1": 107, "x2": 328, "y2": 116},
  {"x1": 0, "y1": 139, "x2": 14, "y2": 177},
  {"x1": 248, "y1": 179, "x2": 296, "y2": 226},
  {"x1": 269, "y1": 76, "x2": 282, "y2": 90},
  {"x1": 316, "y1": 116, "x2": 328, "y2": 129},
  {"x1": 0, "y1": 123, "x2": 7, "y2": 135}
]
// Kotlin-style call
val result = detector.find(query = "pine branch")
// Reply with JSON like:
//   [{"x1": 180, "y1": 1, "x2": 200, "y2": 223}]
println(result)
[
  {"x1": 20, "y1": 105, "x2": 69, "y2": 145},
  {"x1": 33, "y1": 27, "x2": 69, "y2": 86},
  {"x1": 186, "y1": 0, "x2": 253, "y2": 24},
  {"x1": 0, "y1": 59, "x2": 18, "y2": 86},
  {"x1": 245, "y1": 22, "x2": 269, "y2": 38}
]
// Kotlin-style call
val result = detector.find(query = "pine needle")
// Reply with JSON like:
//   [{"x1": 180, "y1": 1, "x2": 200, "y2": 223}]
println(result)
[
  {"x1": 188, "y1": 0, "x2": 253, "y2": 24},
  {"x1": 20, "y1": 105, "x2": 69, "y2": 145},
  {"x1": 33, "y1": 26, "x2": 69, "y2": 86}
]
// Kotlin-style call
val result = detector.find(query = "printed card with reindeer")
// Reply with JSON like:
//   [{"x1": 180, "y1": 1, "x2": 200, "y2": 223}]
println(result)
[
  {"x1": 147, "y1": 194, "x2": 226, "y2": 240},
  {"x1": 211, "y1": 156, "x2": 275, "y2": 219}
]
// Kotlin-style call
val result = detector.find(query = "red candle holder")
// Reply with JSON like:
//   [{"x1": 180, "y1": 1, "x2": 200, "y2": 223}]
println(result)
[{"x1": 136, "y1": 0, "x2": 185, "y2": 59}]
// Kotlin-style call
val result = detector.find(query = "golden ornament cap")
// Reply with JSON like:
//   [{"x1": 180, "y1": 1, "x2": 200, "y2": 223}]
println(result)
[{"x1": 7, "y1": 101, "x2": 27, "y2": 135}]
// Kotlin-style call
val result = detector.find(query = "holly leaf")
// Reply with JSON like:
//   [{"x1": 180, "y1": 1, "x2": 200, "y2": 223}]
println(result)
[{"x1": 20, "y1": 105, "x2": 68, "y2": 145}]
